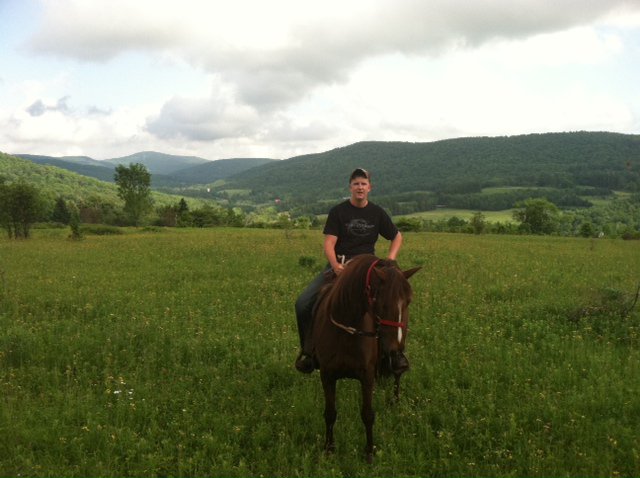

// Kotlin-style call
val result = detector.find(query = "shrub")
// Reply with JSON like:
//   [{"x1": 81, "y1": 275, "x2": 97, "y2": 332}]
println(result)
[
  {"x1": 298, "y1": 256, "x2": 317, "y2": 268},
  {"x1": 396, "y1": 217, "x2": 423, "y2": 232},
  {"x1": 80, "y1": 225, "x2": 123, "y2": 235}
]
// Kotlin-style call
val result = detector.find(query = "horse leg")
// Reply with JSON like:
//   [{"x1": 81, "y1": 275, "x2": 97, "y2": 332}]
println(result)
[
  {"x1": 393, "y1": 371, "x2": 402, "y2": 401},
  {"x1": 360, "y1": 375, "x2": 376, "y2": 464},
  {"x1": 321, "y1": 371, "x2": 337, "y2": 454}
]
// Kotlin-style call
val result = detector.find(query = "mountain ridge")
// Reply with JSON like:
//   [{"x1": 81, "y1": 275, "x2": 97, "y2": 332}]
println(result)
[
  {"x1": 7, "y1": 131, "x2": 640, "y2": 216},
  {"x1": 103, "y1": 151, "x2": 210, "y2": 175},
  {"x1": 14, "y1": 152, "x2": 277, "y2": 186},
  {"x1": 217, "y1": 131, "x2": 640, "y2": 202}
]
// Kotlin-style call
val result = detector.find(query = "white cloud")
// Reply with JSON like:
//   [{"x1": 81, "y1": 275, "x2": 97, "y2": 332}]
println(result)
[
  {"x1": 0, "y1": 0, "x2": 637, "y2": 159},
  {"x1": 145, "y1": 77, "x2": 261, "y2": 141},
  {"x1": 27, "y1": 0, "x2": 637, "y2": 108}
]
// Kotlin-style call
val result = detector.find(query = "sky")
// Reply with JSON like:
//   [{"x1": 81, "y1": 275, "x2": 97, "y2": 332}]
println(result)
[{"x1": 1, "y1": 0, "x2": 639, "y2": 161}]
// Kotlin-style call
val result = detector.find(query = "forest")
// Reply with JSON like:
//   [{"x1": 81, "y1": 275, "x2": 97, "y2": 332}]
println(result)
[{"x1": 220, "y1": 132, "x2": 640, "y2": 204}]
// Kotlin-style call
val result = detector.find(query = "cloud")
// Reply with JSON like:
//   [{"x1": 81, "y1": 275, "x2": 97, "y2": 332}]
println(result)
[
  {"x1": 87, "y1": 105, "x2": 112, "y2": 116},
  {"x1": 2, "y1": 98, "x2": 159, "y2": 158},
  {"x1": 9, "y1": 0, "x2": 639, "y2": 159},
  {"x1": 25, "y1": 96, "x2": 71, "y2": 117},
  {"x1": 25, "y1": 100, "x2": 47, "y2": 117},
  {"x1": 26, "y1": 1, "x2": 188, "y2": 61},
  {"x1": 27, "y1": 0, "x2": 639, "y2": 112},
  {"x1": 145, "y1": 82, "x2": 260, "y2": 141},
  {"x1": 262, "y1": 115, "x2": 338, "y2": 142}
]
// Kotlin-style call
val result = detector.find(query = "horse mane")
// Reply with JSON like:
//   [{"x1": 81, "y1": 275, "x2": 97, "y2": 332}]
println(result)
[{"x1": 318, "y1": 254, "x2": 398, "y2": 328}]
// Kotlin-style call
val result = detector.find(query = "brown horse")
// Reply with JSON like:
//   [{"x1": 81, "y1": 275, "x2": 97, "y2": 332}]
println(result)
[{"x1": 311, "y1": 254, "x2": 420, "y2": 463}]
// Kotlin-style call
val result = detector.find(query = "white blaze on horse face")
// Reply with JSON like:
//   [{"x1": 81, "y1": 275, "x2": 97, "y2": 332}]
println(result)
[{"x1": 397, "y1": 300, "x2": 403, "y2": 343}]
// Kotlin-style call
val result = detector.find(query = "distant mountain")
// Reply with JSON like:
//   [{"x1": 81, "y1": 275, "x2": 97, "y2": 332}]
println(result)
[
  {"x1": 15, "y1": 152, "x2": 277, "y2": 188},
  {"x1": 16, "y1": 154, "x2": 115, "y2": 183},
  {"x1": 172, "y1": 158, "x2": 276, "y2": 184},
  {"x1": 55, "y1": 155, "x2": 107, "y2": 167},
  {"x1": 104, "y1": 151, "x2": 210, "y2": 175}
]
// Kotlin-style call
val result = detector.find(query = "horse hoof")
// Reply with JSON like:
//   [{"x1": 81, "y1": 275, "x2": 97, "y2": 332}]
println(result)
[
  {"x1": 365, "y1": 446, "x2": 376, "y2": 464},
  {"x1": 324, "y1": 444, "x2": 336, "y2": 455}
]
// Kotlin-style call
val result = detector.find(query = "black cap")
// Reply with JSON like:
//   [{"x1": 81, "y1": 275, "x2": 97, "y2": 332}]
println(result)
[{"x1": 349, "y1": 168, "x2": 370, "y2": 182}]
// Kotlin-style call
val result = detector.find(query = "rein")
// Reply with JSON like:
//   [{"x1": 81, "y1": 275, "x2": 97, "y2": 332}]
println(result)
[
  {"x1": 330, "y1": 316, "x2": 377, "y2": 337},
  {"x1": 331, "y1": 259, "x2": 406, "y2": 337}
]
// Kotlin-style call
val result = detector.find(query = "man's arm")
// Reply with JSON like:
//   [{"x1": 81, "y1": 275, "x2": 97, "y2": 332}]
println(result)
[
  {"x1": 324, "y1": 234, "x2": 344, "y2": 274},
  {"x1": 387, "y1": 231, "x2": 403, "y2": 261}
]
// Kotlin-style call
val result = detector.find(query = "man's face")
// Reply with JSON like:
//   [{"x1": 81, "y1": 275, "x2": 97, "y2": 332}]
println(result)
[{"x1": 349, "y1": 176, "x2": 371, "y2": 202}]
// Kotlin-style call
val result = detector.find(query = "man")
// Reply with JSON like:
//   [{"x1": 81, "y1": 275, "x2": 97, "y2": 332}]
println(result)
[{"x1": 294, "y1": 167, "x2": 409, "y2": 373}]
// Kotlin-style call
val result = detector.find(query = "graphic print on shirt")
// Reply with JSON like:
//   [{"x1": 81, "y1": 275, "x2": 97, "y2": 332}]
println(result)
[{"x1": 347, "y1": 219, "x2": 375, "y2": 237}]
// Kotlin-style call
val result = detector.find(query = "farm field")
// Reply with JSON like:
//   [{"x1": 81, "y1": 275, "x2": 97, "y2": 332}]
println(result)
[
  {"x1": 402, "y1": 208, "x2": 515, "y2": 223},
  {"x1": 1, "y1": 228, "x2": 639, "y2": 476}
]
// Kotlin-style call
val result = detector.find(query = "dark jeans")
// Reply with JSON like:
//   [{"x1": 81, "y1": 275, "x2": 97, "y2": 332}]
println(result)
[{"x1": 295, "y1": 266, "x2": 331, "y2": 351}]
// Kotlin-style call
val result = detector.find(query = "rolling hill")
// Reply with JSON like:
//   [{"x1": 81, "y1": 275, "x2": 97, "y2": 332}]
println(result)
[
  {"x1": 1, "y1": 152, "x2": 120, "y2": 203},
  {"x1": 16, "y1": 154, "x2": 115, "y2": 183},
  {"x1": 212, "y1": 132, "x2": 640, "y2": 213},
  {"x1": 0, "y1": 152, "x2": 208, "y2": 209},
  {"x1": 15, "y1": 152, "x2": 277, "y2": 188}
]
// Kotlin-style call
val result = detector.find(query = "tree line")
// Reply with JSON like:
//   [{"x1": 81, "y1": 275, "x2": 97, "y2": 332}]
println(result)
[
  {"x1": 2, "y1": 163, "x2": 639, "y2": 240},
  {"x1": 395, "y1": 196, "x2": 640, "y2": 239},
  {"x1": 0, "y1": 164, "x2": 305, "y2": 238}
]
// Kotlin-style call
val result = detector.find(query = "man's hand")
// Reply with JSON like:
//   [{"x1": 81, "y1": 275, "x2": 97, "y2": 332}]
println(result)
[{"x1": 386, "y1": 259, "x2": 399, "y2": 268}]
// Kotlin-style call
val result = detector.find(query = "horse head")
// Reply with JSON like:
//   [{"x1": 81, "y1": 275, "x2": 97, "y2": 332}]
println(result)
[{"x1": 369, "y1": 261, "x2": 421, "y2": 362}]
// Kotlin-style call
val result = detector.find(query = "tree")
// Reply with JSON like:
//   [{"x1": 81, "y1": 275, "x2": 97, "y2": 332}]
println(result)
[
  {"x1": 0, "y1": 176, "x2": 9, "y2": 235},
  {"x1": 470, "y1": 211, "x2": 487, "y2": 235},
  {"x1": 446, "y1": 216, "x2": 467, "y2": 232},
  {"x1": 178, "y1": 198, "x2": 189, "y2": 215},
  {"x1": 396, "y1": 217, "x2": 423, "y2": 232},
  {"x1": 68, "y1": 205, "x2": 83, "y2": 241},
  {"x1": 114, "y1": 163, "x2": 153, "y2": 226},
  {"x1": 77, "y1": 196, "x2": 122, "y2": 225},
  {"x1": 0, "y1": 180, "x2": 46, "y2": 238},
  {"x1": 579, "y1": 221, "x2": 595, "y2": 238},
  {"x1": 52, "y1": 197, "x2": 71, "y2": 224},
  {"x1": 155, "y1": 204, "x2": 179, "y2": 227},
  {"x1": 513, "y1": 198, "x2": 560, "y2": 235}
]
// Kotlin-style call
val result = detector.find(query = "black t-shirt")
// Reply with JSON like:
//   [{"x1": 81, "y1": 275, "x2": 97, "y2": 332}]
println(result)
[{"x1": 323, "y1": 200, "x2": 399, "y2": 257}]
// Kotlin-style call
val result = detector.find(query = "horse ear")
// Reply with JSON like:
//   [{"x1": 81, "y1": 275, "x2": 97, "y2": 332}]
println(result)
[
  {"x1": 373, "y1": 267, "x2": 387, "y2": 281},
  {"x1": 403, "y1": 266, "x2": 421, "y2": 280}
]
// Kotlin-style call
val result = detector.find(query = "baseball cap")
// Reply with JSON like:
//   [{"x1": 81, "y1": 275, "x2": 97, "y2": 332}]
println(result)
[{"x1": 349, "y1": 168, "x2": 370, "y2": 182}]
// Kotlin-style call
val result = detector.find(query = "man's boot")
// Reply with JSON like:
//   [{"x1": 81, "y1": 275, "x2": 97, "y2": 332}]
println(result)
[{"x1": 295, "y1": 351, "x2": 315, "y2": 373}]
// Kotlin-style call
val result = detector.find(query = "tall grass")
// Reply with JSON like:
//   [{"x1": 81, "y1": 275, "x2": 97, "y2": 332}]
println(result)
[{"x1": 1, "y1": 229, "x2": 639, "y2": 476}]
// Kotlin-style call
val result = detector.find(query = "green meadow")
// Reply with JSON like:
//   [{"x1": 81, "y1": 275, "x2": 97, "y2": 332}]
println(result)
[
  {"x1": 1, "y1": 228, "x2": 639, "y2": 477},
  {"x1": 404, "y1": 208, "x2": 515, "y2": 223}
]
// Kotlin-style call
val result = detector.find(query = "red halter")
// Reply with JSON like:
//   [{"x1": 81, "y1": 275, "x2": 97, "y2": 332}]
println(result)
[{"x1": 365, "y1": 259, "x2": 407, "y2": 330}]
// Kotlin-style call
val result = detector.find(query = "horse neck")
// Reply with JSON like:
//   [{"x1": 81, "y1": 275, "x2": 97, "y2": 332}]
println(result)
[{"x1": 329, "y1": 259, "x2": 373, "y2": 324}]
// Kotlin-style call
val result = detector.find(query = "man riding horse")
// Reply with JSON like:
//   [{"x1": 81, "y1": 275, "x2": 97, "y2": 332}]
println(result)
[{"x1": 294, "y1": 167, "x2": 409, "y2": 374}]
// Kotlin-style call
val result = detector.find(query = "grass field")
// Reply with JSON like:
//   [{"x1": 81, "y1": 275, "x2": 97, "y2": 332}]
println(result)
[
  {"x1": 1, "y1": 228, "x2": 639, "y2": 476},
  {"x1": 402, "y1": 208, "x2": 515, "y2": 223}
]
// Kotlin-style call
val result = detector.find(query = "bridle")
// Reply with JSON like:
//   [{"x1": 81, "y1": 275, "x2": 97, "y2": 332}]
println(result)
[{"x1": 330, "y1": 259, "x2": 408, "y2": 337}]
